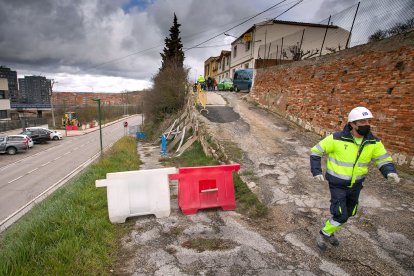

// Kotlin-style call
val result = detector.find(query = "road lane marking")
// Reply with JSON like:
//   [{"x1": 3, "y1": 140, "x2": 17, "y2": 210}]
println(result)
[
  {"x1": 53, "y1": 156, "x2": 61, "y2": 161},
  {"x1": 27, "y1": 168, "x2": 38, "y2": 174},
  {"x1": 7, "y1": 176, "x2": 23, "y2": 184},
  {"x1": 0, "y1": 137, "x2": 118, "y2": 233},
  {"x1": 41, "y1": 161, "x2": 51, "y2": 167}
]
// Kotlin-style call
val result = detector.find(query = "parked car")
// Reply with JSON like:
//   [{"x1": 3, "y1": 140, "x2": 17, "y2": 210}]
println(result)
[
  {"x1": 217, "y1": 78, "x2": 234, "y2": 91},
  {"x1": 0, "y1": 136, "x2": 29, "y2": 155},
  {"x1": 8, "y1": 134, "x2": 34, "y2": 148},
  {"x1": 233, "y1": 68, "x2": 253, "y2": 92},
  {"x1": 49, "y1": 130, "x2": 63, "y2": 140},
  {"x1": 20, "y1": 129, "x2": 50, "y2": 144},
  {"x1": 25, "y1": 127, "x2": 63, "y2": 140}
]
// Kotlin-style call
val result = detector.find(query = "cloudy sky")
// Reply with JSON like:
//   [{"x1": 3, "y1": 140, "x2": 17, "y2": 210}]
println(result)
[{"x1": 0, "y1": 0, "x2": 410, "y2": 93}]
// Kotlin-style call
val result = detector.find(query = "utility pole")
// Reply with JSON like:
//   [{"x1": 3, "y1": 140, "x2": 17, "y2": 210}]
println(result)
[
  {"x1": 123, "y1": 90, "x2": 128, "y2": 116},
  {"x1": 63, "y1": 98, "x2": 67, "y2": 137},
  {"x1": 141, "y1": 101, "x2": 144, "y2": 126},
  {"x1": 50, "y1": 80, "x2": 58, "y2": 128},
  {"x1": 93, "y1": 98, "x2": 103, "y2": 157}
]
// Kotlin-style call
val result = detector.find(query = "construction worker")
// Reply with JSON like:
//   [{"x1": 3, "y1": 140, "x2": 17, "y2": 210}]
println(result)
[
  {"x1": 197, "y1": 75, "x2": 205, "y2": 90},
  {"x1": 310, "y1": 107, "x2": 401, "y2": 250}
]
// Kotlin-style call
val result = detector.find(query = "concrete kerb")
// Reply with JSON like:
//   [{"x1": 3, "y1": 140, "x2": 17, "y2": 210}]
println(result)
[{"x1": 65, "y1": 115, "x2": 135, "y2": 137}]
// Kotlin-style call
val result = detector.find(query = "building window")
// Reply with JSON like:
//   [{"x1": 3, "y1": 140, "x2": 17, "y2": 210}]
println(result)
[
  {"x1": 233, "y1": 46, "x2": 237, "y2": 58},
  {"x1": 0, "y1": 90, "x2": 5, "y2": 99},
  {"x1": 0, "y1": 110, "x2": 7, "y2": 119},
  {"x1": 245, "y1": 63, "x2": 249, "y2": 69},
  {"x1": 226, "y1": 57, "x2": 229, "y2": 65},
  {"x1": 245, "y1": 41, "x2": 251, "y2": 51}
]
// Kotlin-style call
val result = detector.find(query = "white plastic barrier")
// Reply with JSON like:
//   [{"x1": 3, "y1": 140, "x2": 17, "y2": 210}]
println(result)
[{"x1": 96, "y1": 167, "x2": 177, "y2": 223}]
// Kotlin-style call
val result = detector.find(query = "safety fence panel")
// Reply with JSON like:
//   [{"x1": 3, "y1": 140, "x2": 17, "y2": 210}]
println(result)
[{"x1": 256, "y1": 0, "x2": 413, "y2": 66}]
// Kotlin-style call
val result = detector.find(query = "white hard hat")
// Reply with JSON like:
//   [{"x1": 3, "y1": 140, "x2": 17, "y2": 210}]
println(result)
[{"x1": 348, "y1": 107, "x2": 374, "y2": 122}]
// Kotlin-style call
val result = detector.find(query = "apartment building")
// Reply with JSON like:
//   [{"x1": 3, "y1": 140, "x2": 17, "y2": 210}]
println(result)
[
  {"x1": 216, "y1": 50, "x2": 231, "y2": 82},
  {"x1": 204, "y1": 56, "x2": 220, "y2": 80},
  {"x1": 0, "y1": 66, "x2": 19, "y2": 104},
  {"x1": 0, "y1": 78, "x2": 11, "y2": 119},
  {"x1": 18, "y1": 76, "x2": 51, "y2": 105}
]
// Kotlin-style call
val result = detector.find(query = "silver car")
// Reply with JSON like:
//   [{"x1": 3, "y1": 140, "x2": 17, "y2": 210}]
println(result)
[{"x1": 0, "y1": 136, "x2": 29, "y2": 155}]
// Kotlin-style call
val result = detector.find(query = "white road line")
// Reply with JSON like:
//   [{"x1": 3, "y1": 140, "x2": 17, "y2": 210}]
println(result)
[
  {"x1": 63, "y1": 152, "x2": 71, "y2": 155},
  {"x1": 53, "y1": 156, "x2": 61, "y2": 161},
  {"x1": 7, "y1": 176, "x2": 23, "y2": 184},
  {"x1": 40, "y1": 161, "x2": 51, "y2": 167},
  {"x1": 27, "y1": 168, "x2": 39, "y2": 174}
]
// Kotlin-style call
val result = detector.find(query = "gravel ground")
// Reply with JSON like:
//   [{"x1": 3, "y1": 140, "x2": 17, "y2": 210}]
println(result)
[{"x1": 114, "y1": 92, "x2": 414, "y2": 275}]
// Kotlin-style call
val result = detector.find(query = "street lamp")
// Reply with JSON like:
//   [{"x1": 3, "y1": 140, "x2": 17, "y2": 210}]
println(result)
[{"x1": 92, "y1": 97, "x2": 103, "y2": 157}]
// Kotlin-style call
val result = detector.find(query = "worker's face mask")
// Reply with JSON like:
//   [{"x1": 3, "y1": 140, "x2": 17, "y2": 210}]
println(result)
[{"x1": 356, "y1": 124, "x2": 370, "y2": 136}]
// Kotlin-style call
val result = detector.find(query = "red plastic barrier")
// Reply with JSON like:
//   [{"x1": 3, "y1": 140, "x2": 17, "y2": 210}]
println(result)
[{"x1": 169, "y1": 164, "x2": 240, "y2": 215}]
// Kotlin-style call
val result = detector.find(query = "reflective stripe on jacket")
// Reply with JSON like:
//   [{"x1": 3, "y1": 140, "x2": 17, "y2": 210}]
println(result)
[{"x1": 310, "y1": 124, "x2": 396, "y2": 187}]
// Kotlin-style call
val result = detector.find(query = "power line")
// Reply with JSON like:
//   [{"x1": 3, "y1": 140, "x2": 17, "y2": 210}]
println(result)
[
  {"x1": 273, "y1": 0, "x2": 303, "y2": 20},
  {"x1": 87, "y1": 45, "x2": 161, "y2": 70},
  {"x1": 184, "y1": 0, "x2": 290, "y2": 52},
  {"x1": 183, "y1": 44, "x2": 231, "y2": 49},
  {"x1": 88, "y1": 0, "x2": 305, "y2": 69}
]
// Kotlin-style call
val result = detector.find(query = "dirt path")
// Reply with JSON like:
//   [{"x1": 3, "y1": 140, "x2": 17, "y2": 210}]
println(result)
[
  {"x1": 201, "y1": 92, "x2": 414, "y2": 275},
  {"x1": 115, "y1": 94, "x2": 414, "y2": 275}
]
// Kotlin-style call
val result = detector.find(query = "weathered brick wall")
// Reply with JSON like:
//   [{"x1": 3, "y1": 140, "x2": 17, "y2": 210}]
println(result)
[{"x1": 252, "y1": 31, "x2": 414, "y2": 172}]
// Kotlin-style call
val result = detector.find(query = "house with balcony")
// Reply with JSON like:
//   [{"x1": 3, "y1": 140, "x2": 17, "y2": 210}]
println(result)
[
  {"x1": 229, "y1": 19, "x2": 350, "y2": 76},
  {"x1": 0, "y1": 78, "x2": 11, "y2": 120},
  {"x1": 216, "y1": 50, "x2": 231, "y2": 82}
]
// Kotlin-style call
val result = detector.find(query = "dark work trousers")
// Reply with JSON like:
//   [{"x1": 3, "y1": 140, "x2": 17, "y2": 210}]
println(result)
[{"x1": 329, "y1": 183, "x2": 363, "y2": 224}]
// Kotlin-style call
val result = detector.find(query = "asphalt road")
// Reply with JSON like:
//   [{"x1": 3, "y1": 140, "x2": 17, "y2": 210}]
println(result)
[{"x1": 0, "y1": 115, "x2": 142, "y2": 224}]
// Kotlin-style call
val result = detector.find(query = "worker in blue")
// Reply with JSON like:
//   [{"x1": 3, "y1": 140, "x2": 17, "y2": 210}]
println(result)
[{"x1": 310, "y1": 106, "x2": 401, "y2": 250}]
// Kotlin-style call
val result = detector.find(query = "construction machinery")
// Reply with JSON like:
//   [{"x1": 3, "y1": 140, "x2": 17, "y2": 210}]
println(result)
[{"x1": 62, "y1": 112, "x2": 79, "y2": 129}]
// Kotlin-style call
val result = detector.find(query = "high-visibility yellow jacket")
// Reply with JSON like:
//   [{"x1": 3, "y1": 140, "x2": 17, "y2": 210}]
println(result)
[
  {"x1": 310, "y1": 125, "x2": 396, "y2": 187},
  {"x1": 197, "y1": 75, "x2": 205, "y2": 83}
]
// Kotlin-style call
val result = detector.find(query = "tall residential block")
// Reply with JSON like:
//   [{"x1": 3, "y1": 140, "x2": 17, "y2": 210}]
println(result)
[
  {"x1": 0, "y1": 66, "x2": 19, "y2": 104},
  {"x1": 0, "y1": 78, "x2": 11, "y2": 119},
  {"x1": 18, "y1": 76, "x2": 51, "y2": 105}
]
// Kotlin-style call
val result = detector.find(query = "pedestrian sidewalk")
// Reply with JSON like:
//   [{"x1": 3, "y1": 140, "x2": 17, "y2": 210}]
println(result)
[{"x1": 206, "y1": 92, "x2": 227, "y2": 106}]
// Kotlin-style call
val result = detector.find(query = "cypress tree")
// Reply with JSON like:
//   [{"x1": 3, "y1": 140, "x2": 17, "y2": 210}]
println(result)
[{"x1": 160, "y1": 13, "x2": 184, "y2": 70}]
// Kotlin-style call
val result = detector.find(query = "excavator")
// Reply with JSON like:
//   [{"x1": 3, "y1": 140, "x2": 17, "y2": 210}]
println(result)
[{"x1": 62, "y1": 112, "x2": 79, "y2": 130}]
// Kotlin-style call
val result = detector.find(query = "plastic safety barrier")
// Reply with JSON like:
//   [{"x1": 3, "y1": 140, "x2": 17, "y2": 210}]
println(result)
[
  {"x1": 96, "y1": 167, "x2": 177, "y2": 223},
  {"x1": 169, "y1": 164, "x2": 240, "y2": 215}
]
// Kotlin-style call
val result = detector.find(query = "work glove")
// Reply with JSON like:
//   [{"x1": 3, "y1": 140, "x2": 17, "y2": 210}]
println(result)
[
  {"x1": 387, "y1": 173, "x2": 401, "y2": 184},
  {"x1": 314, "y1": 174, "x2": 325, "y2": 182}
]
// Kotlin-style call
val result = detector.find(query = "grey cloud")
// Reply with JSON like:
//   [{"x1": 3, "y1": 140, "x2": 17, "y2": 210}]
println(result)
[{"x1": 313, "y1": 0, "x2": 359, "y2": 22}]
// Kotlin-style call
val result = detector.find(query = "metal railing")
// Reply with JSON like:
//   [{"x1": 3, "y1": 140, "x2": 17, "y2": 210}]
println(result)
[{"x1": 0, "y1": 117, "x2": 48, "y2": 133}]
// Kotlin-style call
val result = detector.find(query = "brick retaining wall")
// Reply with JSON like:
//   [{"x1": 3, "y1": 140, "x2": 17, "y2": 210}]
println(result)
[{"x1": 252, "y1": 31, "x2": 414, "y2": 172}]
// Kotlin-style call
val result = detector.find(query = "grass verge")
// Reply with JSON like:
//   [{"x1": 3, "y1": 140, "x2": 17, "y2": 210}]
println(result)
[
  {"x1": 162, "y1": 141, "x2": 267, "y2": 219},
  {"x1": 0, "y1": 136, "x2": 140, "y2": 275}
]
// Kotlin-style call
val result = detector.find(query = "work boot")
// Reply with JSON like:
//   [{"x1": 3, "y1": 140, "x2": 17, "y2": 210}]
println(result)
[{"x1": 317, "y1": 231, "x2": 339, "y2": 250}]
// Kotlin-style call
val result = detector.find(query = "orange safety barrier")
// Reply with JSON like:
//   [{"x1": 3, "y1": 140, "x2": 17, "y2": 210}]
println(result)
[{"x1": 169, "y1": 164, "x2": 240, "y2": 215}]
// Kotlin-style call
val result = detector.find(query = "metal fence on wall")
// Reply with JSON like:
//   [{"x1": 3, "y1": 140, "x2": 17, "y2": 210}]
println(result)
[
  {"x1": 257, "y1": 0, "x2": 414, "y2": 66},
  {"x1": 0, "y1": 118, "x2": 48, "y2": 133}
]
